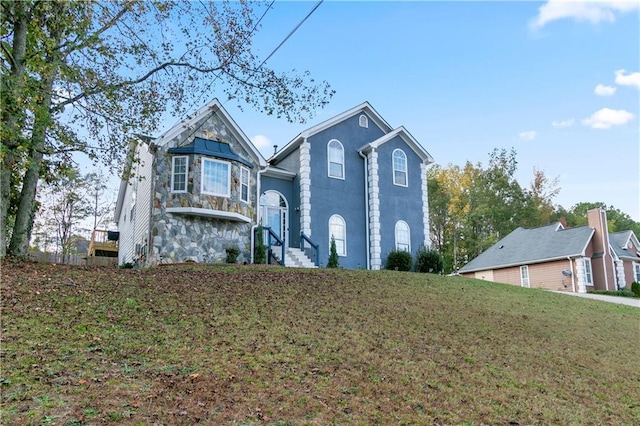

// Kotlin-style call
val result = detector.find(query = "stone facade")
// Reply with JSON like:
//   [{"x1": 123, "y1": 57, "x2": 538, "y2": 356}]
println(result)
[{"x1": 149, "y1": 110, "x2": 258, "y2": 265}]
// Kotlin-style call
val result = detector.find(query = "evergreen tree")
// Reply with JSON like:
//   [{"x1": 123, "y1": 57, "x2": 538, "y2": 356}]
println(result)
[{"x1": 327, "y1": 236, "x2": 339, "y2": 268}]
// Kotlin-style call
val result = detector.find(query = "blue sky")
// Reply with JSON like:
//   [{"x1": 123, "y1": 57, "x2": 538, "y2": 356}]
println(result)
[{"x1": 217, "y1": 0, "x2": 638, "y2": 220}]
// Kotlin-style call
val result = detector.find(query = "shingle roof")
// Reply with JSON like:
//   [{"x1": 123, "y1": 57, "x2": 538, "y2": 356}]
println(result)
[
  {"x1": 458, "y1": 223, "x2": 595, "y2": 273},
  {"x1": 609, "y1": 231, "x2": 640, "y2": 260}
]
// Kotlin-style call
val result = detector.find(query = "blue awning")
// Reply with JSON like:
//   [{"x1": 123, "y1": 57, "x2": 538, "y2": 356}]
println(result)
[{"x1": 168, "y1": 137, "x2": 253, "y2": 168}]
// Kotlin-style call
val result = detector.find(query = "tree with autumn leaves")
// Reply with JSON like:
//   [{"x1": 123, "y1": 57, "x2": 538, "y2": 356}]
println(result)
[
  {"x1": 427, "y1": 148, "x2": 638, "y2": 274},
  {"x1": 1, "y1": 0, "x2": 333, "y2": 259}
]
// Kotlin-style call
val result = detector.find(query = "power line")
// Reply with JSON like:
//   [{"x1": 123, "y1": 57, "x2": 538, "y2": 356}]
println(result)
[{"x1": 257, "y1": 0, "x2": 323, "y2": 70}]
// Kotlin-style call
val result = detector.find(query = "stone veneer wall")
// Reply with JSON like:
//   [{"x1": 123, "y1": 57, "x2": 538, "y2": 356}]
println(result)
[{"x1": 149, "y1": 110, "x2": 258, "y2": 265}]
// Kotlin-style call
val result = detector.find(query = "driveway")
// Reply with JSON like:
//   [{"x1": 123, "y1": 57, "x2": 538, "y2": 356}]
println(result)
[{"x1": 552, "y1": 291, "x2": 640, "y2": 308}]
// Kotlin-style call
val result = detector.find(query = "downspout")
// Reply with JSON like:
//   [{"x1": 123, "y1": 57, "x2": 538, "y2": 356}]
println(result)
[
  {"x1": 250, "y1": 165, "x2": 265, "y2": 264},
  {"x1": 359, "y1": 149, "x2": 370, "y2": 270},
  {"x1": 568, "y1": 256, "x2": 575, "y2": 293},
  {"x1": 146, "y1": 143, "x2": 157, "y2": 267}
]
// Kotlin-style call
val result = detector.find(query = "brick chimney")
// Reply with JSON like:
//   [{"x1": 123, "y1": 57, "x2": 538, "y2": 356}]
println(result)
[{"x1": 586, "y1": 208, "x2": 616, "y2": 291}]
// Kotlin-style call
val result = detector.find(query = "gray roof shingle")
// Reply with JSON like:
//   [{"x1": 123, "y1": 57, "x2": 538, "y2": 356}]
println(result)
[
  {"x1": 458, "y1": 223, "x2": 594, "y2": 273},
  {"x1": 609, "y1": 231, "x2": 640, "y2": 261}
]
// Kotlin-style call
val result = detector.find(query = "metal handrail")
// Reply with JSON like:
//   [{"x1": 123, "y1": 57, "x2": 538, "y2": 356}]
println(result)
[
  {"x1": 300, "y1": 232, "x2": 319, "y2": 267},
  {"x1": 263, "y1": 226, "x2": 285, "y2": 267}
]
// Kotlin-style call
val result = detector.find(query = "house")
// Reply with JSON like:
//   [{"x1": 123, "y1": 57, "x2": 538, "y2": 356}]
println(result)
[
  {"x1": 115, "y1": 99, "x2": 434, "y2": 269},
  {"x1": 458, "y1": 208, "x2": 640, "y2": 292}
]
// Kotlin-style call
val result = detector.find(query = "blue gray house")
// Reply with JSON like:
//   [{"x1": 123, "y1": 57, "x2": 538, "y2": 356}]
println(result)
[
  {"x1": 115, "y1": 100, "x2": 434, "y2": 269},
  {"x1": 262, "y1": 102, "x2": 434, "y2": 269}
]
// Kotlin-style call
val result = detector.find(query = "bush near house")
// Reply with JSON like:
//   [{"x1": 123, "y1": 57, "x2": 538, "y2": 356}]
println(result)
[
  {"x1": 631, "y1": 281, "x2": 640, "y2": 298},
  {"x1": 415, "y1": 245, "x2": 444, "y2": 274},
  {"x1": 385, "y1": 249, "x2": 412, "y2": 271},
  {"x1": 589, "y1": 289, "x2": 637, "y2": 298},
  {"x1": 225, "y1": 245, "x2": 240, "y2": 264},
  {"x1": 254, "y1": 225, "x2": 266, "y2": 264}
]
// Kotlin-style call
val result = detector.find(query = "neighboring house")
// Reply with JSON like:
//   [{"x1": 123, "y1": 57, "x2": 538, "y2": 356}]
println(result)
[
  {"x1": 115, "y1": 100, "x2": 434, "y2": 269},
  {"x1": 458, "y1": 208, "x2": 640, "y2": 292}
]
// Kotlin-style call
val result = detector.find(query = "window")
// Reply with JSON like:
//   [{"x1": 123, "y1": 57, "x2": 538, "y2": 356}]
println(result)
[
  {"x1": 329, "y1": 214, "x2": 346, "y2": 256},
  {"x1": 393, "y1": 149, "x2": 407, "y2": 186},
  {"x1": 634, "y1": 263, "x2": 640, "y2": 282},
  {"x1": 240, "y1": 167, "x2": 250, "y2": 203},
  {"x1": 327, "y1": 139, "x2": 344, "y2": 179},
  {"x1": 359, "y1": 114, "x2": 368, "y2": 128},
  {"x1": 584, "y1": 258, "x2": 593, "y2": 285},
  {"x1": 520, "y1": 265, "x2": 530, "y2": 288},
  {"x1": 171, "y1": 156, "x2": 188, "y2": 193},
  {"x1": 395, "y1": 221, "x2": 411, "y2": 252},
  {"x1": 202, "y1": 158, "x2": 230, "y2": 197}
]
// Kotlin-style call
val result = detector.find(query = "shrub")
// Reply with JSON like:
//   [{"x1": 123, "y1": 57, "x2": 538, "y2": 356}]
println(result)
[
  {"x1": 327, "y1": 236, "x2": 339, "y2": 268},
  {"x1": 385, "y1": 249, "x2": 412, "y2": 271},
  {"x1": 119, "y1": 262, "x2": 134, "y2": 269},
  {"x1": 415, "y1": 245, "x2": 444, "y2": 274},
  {"x1": 631, "y1": 282, "x2": 640, "y2": 298},
  {"x1": 588, "y1": 289, "x2": 637, "y2": 298},
  {"x1": 254, "y1": 225, "x2": 266, "y2": 264},
  {"x1": 225, "y1": 245, "x2": 240, "y2": 264}
]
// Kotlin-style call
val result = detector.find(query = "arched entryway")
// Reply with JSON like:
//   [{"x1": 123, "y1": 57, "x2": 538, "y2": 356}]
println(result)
[{"x1": 260, "y1": 190, "x2": 289, "y2": 244}]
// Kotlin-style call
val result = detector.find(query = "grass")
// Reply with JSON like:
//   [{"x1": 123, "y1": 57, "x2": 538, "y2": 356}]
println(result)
[{"x1": 1, "y1": 261, "x2": 639, "y2": 425}]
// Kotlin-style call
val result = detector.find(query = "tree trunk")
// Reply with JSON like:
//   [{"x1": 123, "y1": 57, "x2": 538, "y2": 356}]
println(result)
[
  {"x1": 8, "y1": 3, "x2": 63, "y2": 259},
  {"x1": 0, "y1": 2, "x2": 28, "y2": 258}
]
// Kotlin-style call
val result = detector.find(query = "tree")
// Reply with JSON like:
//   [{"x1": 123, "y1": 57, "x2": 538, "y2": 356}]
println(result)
[
  {"x1": 427, "y1": 148, "x2": 562, "y2": 273},
  {"x1": 327, "y1": 236, "x2": 339, "y2": 268},
  {"x1": 254, "y1": 224, "x2": 266, "y2": 264},
  {"x1": 1, "y1": 0, "x2": 334, "y2": 258},
  {"x1": 31, "y1": 167, "x2": 94, "y2": 263}
]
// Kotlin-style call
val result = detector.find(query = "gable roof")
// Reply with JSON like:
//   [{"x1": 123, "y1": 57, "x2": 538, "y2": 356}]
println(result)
[
  {"x1": 609, "y1": 230, "x2": 640, "y2": 261},
  {"x1": 358, "y1": 126, "x2": 434, "y2": 164},
  {"x1": 156, "y1": 98, "x2": 267, "y2": 168},
  {"x1": 458, "y1": 223, "x2": 595, "y2": 273},
  {"x1": 269, "y1": 101, "x2": 393, "y2": 162}
]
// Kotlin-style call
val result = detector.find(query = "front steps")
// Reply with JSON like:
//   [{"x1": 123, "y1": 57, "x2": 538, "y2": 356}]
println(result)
[{"x1": 271, "y1": 247, "x2": 318, "y2": 268}]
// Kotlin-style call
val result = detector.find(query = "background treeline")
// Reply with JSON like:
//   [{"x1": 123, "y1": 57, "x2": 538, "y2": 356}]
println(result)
[{"x1": 428, "y1": 148, "x2": 640, "y2": 274}]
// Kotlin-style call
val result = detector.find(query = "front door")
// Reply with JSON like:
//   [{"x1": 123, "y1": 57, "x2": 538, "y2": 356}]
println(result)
[{"x1": 260, "y1": 191, "x2": 288, "y2": 244}]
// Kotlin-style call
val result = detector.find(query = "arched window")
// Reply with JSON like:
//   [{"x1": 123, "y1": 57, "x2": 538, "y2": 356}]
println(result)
[
  {"x1": 359, "y1": 114, "x2": 368, "y2": 128},
  {"x1": 329, "y1": 214, "x2": 346, "y2": 256},
  {"x1": 327, "y1": 139, "x2": 344, "y2": 179},
  {"x1": 395, "y1": 220, "x2": 410, "y2": 252},
  {"x1": 393, "y1": 149, "x2": 407, "y2": 186}
]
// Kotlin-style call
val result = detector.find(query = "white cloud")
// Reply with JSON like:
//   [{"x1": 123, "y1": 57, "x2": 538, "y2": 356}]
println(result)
[
  {"x1": 552, "y1": 118, "x2": 575, "y2": 128},
  {"x1": 582, "y1": 108, "x2": 634, "y2": 129},
  {"x1": 250, "y1": 134, "x2": 272, "y2": 152},
  {"x1": 594, "y1": 84, "x2": 617, "y2": 96},
  {"x1": 518, "y1": 130, "x2": 537, "y2": 140},
  {"x1": 614, "y1": 69, "x2": 640, "y2": 89},
  {"x1": 530, "y1": 1, "x2": 639, "y2": 29}
]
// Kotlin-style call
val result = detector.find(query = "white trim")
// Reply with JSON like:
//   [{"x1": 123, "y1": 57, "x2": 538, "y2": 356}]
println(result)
[
  {"x1": 584, "y1": 257, "x2": 593, "y2": 285},
  {"x1": 392, "y1": 148, "x2": 408, "y2": 187},
  {"x1": 201, "y1": 157, "x2": 230, "y2": 197},
  {"x1": 240, "y1": 166, "x2": 250, "y2": 203},
  {"x1": 395, "y1": 220, "x2": 411, "y2": 252},
  {"x1": 359, "y1": 114, "x2": 368, "y2": 128},
  {"x1": 166, "y1": 207, "x2": 251, "y2": 223},
  {"x1": 634, "y1": 262, "x2": 640, "y2": 282},
  {"x1": 260, "y1": 190, "x2": 289, "y2": 245},
  {"x1": 300, "y1": 139, "x2": 312, "y2": 236},
  {"x1": 367, "y1": 149, "x2": 381, "y2": 270},
  {"x1": 327, "y1": 139, "x2": 345, "y2": 180},
  {"x1": 262, "y1": 166, "x2": 296, "y2": 180},
  {"x1": 520, "y1": 265, "x2": 530, "y2": 288},
  {"x1": 156, "y1": 98, "x2": 267, "y2": 168},
  {"x1": 359, "y1": 126, "x2": 434, "y2": 164},
  {"x1": 420, "y1": 163, "x2": 430, "y2": 248},
  {"x1": 269, "y1": 102, "x2": 393, "y2": 163},
  {"x1": 171, "y1": 156, "x2": 188, "y2": 193},
  {"x1": 329, "y1": 214, "x2": 347, "y2": 256}
]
